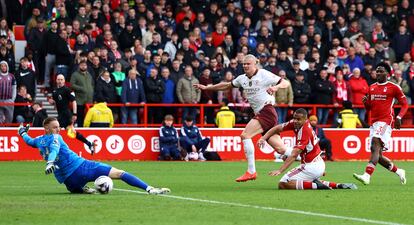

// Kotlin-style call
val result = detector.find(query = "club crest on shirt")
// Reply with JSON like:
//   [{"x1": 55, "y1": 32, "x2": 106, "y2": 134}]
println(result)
[
  {"x1": 384, "y1": 87, "x2": 387, "y2": 92},
  {"x1": 249, "y1": 81, "x2": 252, "y2": 87}
]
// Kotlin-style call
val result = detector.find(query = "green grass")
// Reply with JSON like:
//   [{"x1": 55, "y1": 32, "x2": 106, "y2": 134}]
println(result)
[{"x1": 0, "y1": 161, "x2": 413, "y2": 225}]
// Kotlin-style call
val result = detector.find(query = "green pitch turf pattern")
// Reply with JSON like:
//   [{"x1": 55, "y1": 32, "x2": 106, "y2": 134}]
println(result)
[{"x1": 0, "y1": 161, "x2": 413, "y2": 225}]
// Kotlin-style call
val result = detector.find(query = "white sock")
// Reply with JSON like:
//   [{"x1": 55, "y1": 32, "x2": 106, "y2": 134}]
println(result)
[
  {"x1": 363, "y1": 172, "x2": 371, "y2": 178},
  {"x1": 396, "y1": 169, "x2": 403, "y2": 177},
  {"x1": 243, "y1": 139, "x2": 256, "y2": 173}
]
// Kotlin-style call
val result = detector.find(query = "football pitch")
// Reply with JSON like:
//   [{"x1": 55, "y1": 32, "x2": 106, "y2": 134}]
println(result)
[{"x1": 0, "y1": 161, "x2": 413, "y2": 225}]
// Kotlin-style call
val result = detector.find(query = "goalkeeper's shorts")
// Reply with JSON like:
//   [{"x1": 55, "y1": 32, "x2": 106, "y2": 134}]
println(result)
[{"x1": 64, "y1": 160, "x2": 111, "y2": 193}]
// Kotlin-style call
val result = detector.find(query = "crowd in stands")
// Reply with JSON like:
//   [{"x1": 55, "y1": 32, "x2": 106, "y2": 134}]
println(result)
[{"x1": 1, "y1": 0, "x2": 414, "y2": 127}]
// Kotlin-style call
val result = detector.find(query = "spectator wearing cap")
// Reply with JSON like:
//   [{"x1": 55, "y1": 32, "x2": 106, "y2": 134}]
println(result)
[
  {"x1": 312, "y1": 69, "x2": 335, "y2": 124},
  {"x1": 119, "y1": 21, "x2": 141, "y2": 50},
  {"x1": 381, "y1": 36, "x2": 396, "y2": 63},
  {"x1": 292, "y1": 71, "x2": 311, "y2": 104},
  {"x1": 286, "y1": 59, "x2": 304, "y2": 82},
  {"x1": 309, "y1": 115, "x2": 333, "y2": 161},
  {"x1": 274, "y1": 70, "x2": 293, "y2": 124}
]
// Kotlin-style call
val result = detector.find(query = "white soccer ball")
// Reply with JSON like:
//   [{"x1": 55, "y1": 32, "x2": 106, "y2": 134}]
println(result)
[
  {"x1": 94, "y1": 176, "x2": 113, "y2": 194},
  {"x1": 188, "y1": 152, "x2": 199, "y2": 161}
]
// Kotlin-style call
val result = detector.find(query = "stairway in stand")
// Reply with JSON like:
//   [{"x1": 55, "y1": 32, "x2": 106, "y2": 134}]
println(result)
[{"x1": 35, "y1": 85, "x2": 58, "y2": 118}]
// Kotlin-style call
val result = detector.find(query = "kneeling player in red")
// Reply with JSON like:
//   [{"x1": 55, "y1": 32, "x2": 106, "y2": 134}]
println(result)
[{"x1": 259, "y1": 108, "x2": 357, "y2": 190}]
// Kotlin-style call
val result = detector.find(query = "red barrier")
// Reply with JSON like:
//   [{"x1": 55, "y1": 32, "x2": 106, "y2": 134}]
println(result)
[{"x1": 1, "y1": 128, "x2": 414, "y2": 161}]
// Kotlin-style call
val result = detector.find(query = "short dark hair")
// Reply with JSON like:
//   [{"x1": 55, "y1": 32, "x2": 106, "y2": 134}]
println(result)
[
  {"x1": 185, "y1": 115, "x2": 194, "y2": 122},
  {"x1": 343, "y1": 100, "x2": 353, "y2": 109},
  {"x1": 295, "y1": 108, "x2": 308, "y2": 118},
  {"x1": 376, "y1": 62, "x2": 391, "y2": 74}
]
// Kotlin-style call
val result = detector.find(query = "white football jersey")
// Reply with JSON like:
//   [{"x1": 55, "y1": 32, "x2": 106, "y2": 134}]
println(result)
[{"x1": 232, "y1": 69, "x2": 281, "y2": 114}]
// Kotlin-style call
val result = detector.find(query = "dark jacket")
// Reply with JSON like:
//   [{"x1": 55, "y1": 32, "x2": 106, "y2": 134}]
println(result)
[
  {"x1": 180, "y1": 124, "x2": 203, "y2": 145},
  {"x1": 121, "y1": 78, "x2": 146, "y2": 103},
  {"x1": 94, "y1": 76, "x2": 118, "y2": 103},
  {"x1": 55, "y1": 37, "x2": 72, "y2": 66},
  {"x1": 312, "y1": 78, "x2": 335, "y2": 104},
  {"x1": 159, "y1": 125, "x2": 178, "y2": 148},
  {"x1": 32, "y1": 109, "x2": 48, "y2": 127},
  {"x1": 145, "y1": 76, "x2": 165, "y2": 103},
  {"x1": 292, "y1": 80, "x2": 312, "y2": 104},
  {"x1": 14, "y1": 67, "x2": 36, "y2": 98}
]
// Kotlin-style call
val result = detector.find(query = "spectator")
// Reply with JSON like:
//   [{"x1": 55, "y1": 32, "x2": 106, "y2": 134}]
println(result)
[
  {"x1": 358, "y1": 7, "x2": 379, "y2": 37},
  {"x1": 199, "y1": 67, "x2": 215, "y2": 123},
  {"x1": 83, "y1": 101, "x2": 114, "y2": 128},
  {"x1": 309, "y1": 115, "x2": 333, "y2": 161},
  {"x1": 15, "y1": 57, "x2": 36, "y2": 99},
  {"x1": 274, "y1": 70, "x2": 293, "y2": 124},
  {"x1": 332, "y1": 69, "x2": 352, "y2": 124},
  {"x1": 215, "y1": 99, "x2": 236, "y2": 128},
  {"x1": 13, "y1": 85, "x2": 32, "y2": 123},
  {"x1": 42, "y1": 20, "x2": 59, "y2": 91},
  {"x1": 0, "y1": 61, "x2": 16, "y2": 124},
  {"x1": 334, "y1": 101, "x2": 364, "y2": 128},
  {"x1": 121, "y1": 69, "x2": 146, "y2": 124},
  {"x1": 27, "y1": 17, "x2": 46, "y2": 80},
  {"x1": 159, "y1": 114, "x2": 181, "y2": 161},
  {"x1": 292, "y1": 72, "x2": 311, "y2": 104},
  {"x1": 94, "y1": 70, "x2": 118, "y2": 119},
  {"x1": 160, "y1": 67, "x2": 175, "y2": 117},
  {"x1": 392, "y1": 25, "x2": 413, "y2": 61},
  {"x1": 312, "y1": 69, "x2": 335, "y2": 124},
  {"x1": 49, "y1": 74, "x2": 77, "y2": 130},
  {"x1": 180, "y1": 116, "x2": 210, "y2": 161},
  {"x1": 145, "y1": 67, "x2": 165, "y2": 124},
  {"x1": 111, "y1": 62, "x2": 126, "y2": 99},
  {"x1": 31, "y1": 102, "x2": 48, "y2": 127},
  {"x1": 348, "y1": 68, "x2": 369, "y2": 122},
  {"x1": 176, "y1": 66, "x2": 201, "y2": 122},
  {"x1": 164, "y1": 33, "x2": 180, "y2": 60},
  {"x1": 344, "y1": 47, "x2": 365, "y2": 72},
  {"x1": 70, "y1": 61, "x2": 94, "y2": 127},
  {"x1": 55, "y1": 29, "x2": 73, "y2": 79},
  {"x1": 217, "y1": 70, "x2": 243, "y2": 104}
]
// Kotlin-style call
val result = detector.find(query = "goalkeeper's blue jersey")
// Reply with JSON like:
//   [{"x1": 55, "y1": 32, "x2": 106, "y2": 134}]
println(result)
[{"x1": 22, "y1": 133, "x2": 85, "y2": 183}]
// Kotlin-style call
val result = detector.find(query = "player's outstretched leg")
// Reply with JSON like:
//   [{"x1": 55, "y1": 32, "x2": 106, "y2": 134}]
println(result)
[
  {"x1": 379, "y1": 155, "x2": 406, "y2": 184},
  {"x1": 320, "y1": 180, "x2": 358, "y2": 189},
  {"x1": 278, "y1": 180, "x2": 332, "y2": 190},
  {"x1": 109, "y1": 168, "x2": 170, "y2": 194}
]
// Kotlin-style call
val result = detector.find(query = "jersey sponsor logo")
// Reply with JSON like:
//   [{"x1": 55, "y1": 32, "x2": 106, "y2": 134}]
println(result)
[
  {"x1": 343, "y1": 135, "x2": 361, "y2": 154},
  {"x1": 106, "y1": 135, "x2": 124, "y2": 154},
  {"x1": 84, "y1": 135, "x2": 102, "y2": 154},
  {"x1": 127, "y1": 135, "x2": 146, "y2": 154},
  {"x1": 0, "y1": 136, "x2": 19, "y2": 152}
]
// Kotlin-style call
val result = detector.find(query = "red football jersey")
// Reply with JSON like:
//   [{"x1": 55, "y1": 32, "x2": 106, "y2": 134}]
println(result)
[
  {"x1": 282, "y1": 120, "x2": 321, "y2": 163},
  {"x1": 366, "y1": 82, "x2": 408, "y2": 125}
]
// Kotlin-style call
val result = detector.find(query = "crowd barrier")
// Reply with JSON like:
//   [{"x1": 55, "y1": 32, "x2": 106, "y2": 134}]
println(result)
[{"x1": 1, "y1": 128, "x2": 413, "y2": 161}]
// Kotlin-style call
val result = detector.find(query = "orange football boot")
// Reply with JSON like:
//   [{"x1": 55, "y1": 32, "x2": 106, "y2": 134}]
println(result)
[{"x1": 235, "y1": 171, "x2": 257, "y2": 182}]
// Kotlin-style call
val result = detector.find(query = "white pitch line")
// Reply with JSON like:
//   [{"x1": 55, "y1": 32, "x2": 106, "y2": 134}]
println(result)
[{"x1": 113, "y1": 188, "x2": 406, "y2": 225}]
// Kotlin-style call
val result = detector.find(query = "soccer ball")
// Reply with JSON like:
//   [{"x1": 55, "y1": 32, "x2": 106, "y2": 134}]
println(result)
[
  {"x1": 94, "y1": 176, "x2": 113, "y2": 194},
  {"x1": 188, "y1": 152, "x2": 199, "y2": 161}
]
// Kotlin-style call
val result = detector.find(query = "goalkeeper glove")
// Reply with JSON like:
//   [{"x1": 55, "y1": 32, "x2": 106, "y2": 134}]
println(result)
[
  {"x1": 18, "y1": 123, "x2": 30, "y2": 136},
  {"x1": 45, "y1": 161, "x2": 60, "y2": 175}
]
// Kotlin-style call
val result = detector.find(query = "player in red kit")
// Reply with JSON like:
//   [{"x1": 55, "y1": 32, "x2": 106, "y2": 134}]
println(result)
[
  {"x1": 259, "y1": 108, "x2": 357, "y2": 190},
  {"x1": 353, "y1": 62, "x2": 408, "y2": 185}
]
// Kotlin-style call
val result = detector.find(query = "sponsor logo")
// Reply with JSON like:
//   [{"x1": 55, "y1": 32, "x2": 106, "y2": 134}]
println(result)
[
  {"x1": 0, "y1": 136, "x2": 19, "y2": 152},
  {"x1": 127, "y1": 135, "x2": 146, "y2": 154},
  {"x1": 151, "y1": 137, "x2": 160, "y2": 152},
  {"x1": 208, "y1": 136, "x2": 242, "y2": 152},
  {"x1": 106, "y1": 135, "x2": 124, "y2": 154},
  {"x1": 343, "y1": 135, "x2": 361, "y2": 154},
  {"x1": 84, "y1": 135, "x2": 102, "y2": 154}
]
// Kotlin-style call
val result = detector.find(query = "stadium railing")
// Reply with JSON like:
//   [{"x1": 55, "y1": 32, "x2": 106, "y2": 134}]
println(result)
[{"x1": 1, "y1": 102, "x2": 413, "y2": 127}]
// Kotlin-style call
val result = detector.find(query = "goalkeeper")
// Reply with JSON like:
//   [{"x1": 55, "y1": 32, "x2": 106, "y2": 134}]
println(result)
[{"x1": 18, "y1": 117, "x2": 170, "y2": 195}]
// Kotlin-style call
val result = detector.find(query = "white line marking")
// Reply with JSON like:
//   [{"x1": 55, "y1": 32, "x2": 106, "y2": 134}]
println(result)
[{"x1": 114, "y1": 188, "x2": 406, "y2": 225}]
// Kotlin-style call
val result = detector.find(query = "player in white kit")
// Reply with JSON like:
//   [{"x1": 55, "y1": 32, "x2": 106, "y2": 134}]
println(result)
[{"x1": 194, "y1": 54, "x2": 290, "y2": 182}]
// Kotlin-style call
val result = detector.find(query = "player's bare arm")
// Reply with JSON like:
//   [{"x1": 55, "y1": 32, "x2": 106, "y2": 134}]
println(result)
[
  {"x1": 193, "y1": 82, "x2": 233, "y2": 91},
  {"x1": 268, "y1": 148, "x2": 301, "y2": 176},
  {"x1": 266, "y1": 79, "x2": 289, "y2": 95}
]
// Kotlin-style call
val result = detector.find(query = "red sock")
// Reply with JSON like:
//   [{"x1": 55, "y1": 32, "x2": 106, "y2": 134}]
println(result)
[
  {"x1": 322, "y1": 181, "x2": 337, "y2": 189},
  {"x1": 389, "y1": 163, "x2": 398, "y2": 173},
  {"x1": 296, "y1": 181, "x2": 315, "y2": 189},
  {"x1": 365, "y1": 163, "x2": 376, "y2": 176}
]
